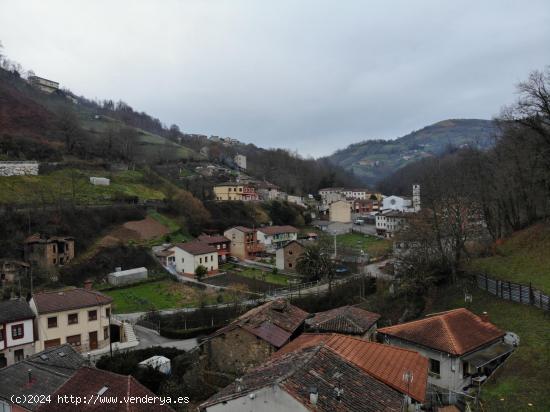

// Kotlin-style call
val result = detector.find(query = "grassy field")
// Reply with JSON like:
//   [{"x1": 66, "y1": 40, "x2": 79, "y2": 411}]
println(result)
[
  {"x1": 0, "y1": 168, "x2": 165, "y2": 205},
  {"x1": 430, "y1": 284, "x2": 550, "y2": 412},
  {"x1": 220, "y1": 264, "x2": 290, "y2": 286},
  {"x1": 466, "y1": 222, "x2": 550, "y2": 294},
  {"x1": 335, "y1": 232, "x2": 392, "y2": 258},
  {"x1": 104, "y1": 279, "x2": 235, "y2": 313}
]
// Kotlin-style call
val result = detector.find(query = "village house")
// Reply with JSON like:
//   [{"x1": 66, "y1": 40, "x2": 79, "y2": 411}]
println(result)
[
  {"x1": 153, "y1": 244, "x2": 175, "y2": 266},
  {"x1": 28, "y1": 75, "x2": 59, "y2": 94},
  {"x1": 170, "y1": 241, "x2": 219, "y2": 277},
  {"x1": 275, "y1": 239, "x2": 306, "y2": 271},
  {"x1": 256, "y1": 181, "x2": 280, "y2": 201},
  {"x1": 329, "y1": 199, "x2": 351, "y2": 223},
  {"x1": 29, "y1": 286, "x2": 113, "y2": 352},
  {"x1": 234, "y1": 153, "x2": 247, "y2": 170},
  {"x1": 376, "y1": 209, "x2": 412, "y2": 238},
  {"x1": 352, "y1": 198, "x2": 380, "y2": 214},
  {"x1": 223, "y1": 226, "x2": 264, "y2": 260},
  {"x1": 382, "y1": 195, "x2": 413, "y2": 211},
  {"x1": 197, "y1": 234, "x2": 231, "y2": 264},
  {"x1": 213, "y1": 182, "x2": 259, "y2": 201},
  {"x1": 377, "y1": 308, "x2": 514, "y2": 402},
  {"x1": 0, "y1": 259, "x2": 29, "y2": 285},
  {"x1": 305, "y1": 305, "x2": 380, "y2": 340},
  {"x1": 0, "y1": 344, "x2": 84, "y2": 411},
  {"x1": 256, "y1": 225, "x2": 298, "y2": 252},
  {"x1": 24, "y1": 234, "x2": 75, "y2": 270},
  {"x1": 204, "y1": 299, "x2": 309, "y2": 375},
  {"x1": 0, "y1": 299, "x2": 36, "y2": 368},
  {"x1": 201, "y1": 333, "x2": 429, "y2": 411},
  {"x1": 200, "y1": 343, "x2": 405, "y2": 412}
]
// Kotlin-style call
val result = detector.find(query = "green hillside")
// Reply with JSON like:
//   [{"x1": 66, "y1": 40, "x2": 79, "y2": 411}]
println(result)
[
  {"x1": 328, "y1": 119, "x2": 496, "y2": 185},
  {"x1": 467, "y1": 222, "x2": 550, "y2": 294}
]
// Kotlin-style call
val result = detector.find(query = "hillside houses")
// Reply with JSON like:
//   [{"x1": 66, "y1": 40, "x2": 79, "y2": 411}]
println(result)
[
  {"x1": 0, "y1": 299, "x2": 36, "y2": 367},
  {"x1": 224, "y1": 226, "x2": 265, "y2": 260},
  {"x1": 256, "y1": 225, "x2": 298, "y2": 252},
  {"x1": 170, "y1": 241, "x2": 219, "y2": 277}
]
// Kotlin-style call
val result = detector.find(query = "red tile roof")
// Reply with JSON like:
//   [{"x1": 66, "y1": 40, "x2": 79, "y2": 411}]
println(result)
[
  {"x1": 173, "y1": 240, "x2": 217, "y2": 255},
  {"x1": 37, "y1": 367, "x2": 174, "y2": 411},
  {"x1": 276, "y1": 333, "x2": 428, "y2": 402},
  {"x1": 209, "y1": 299, "x2": 309, "y2": 348},
  {"x1": 307, "y1": 305, "x2": 381, "y2": 335},
  {"x1": 378, "y1": 308, "x2": 506, "y2": 356},
  {"x1": 201, "y1": 345, "x2": 404, "y2": 412},
  {"x1": 257, "y1": 225, "x2": 298, "y2": 235},
  {"x1": 32, "y1": 288, "x2": 112, "y2": 314}
]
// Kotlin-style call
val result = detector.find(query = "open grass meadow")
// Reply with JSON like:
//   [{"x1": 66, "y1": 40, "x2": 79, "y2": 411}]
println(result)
[
  {"x1": 466, "y1": 222, "x2": 550, "y2": 294},
  {"x1": 103, "y1": 279, "x2": 236, "y2": 313},
  {"x1": 335, "y1": 232, "x2": 392, "y2": 258},
  {"x1": 0, "y1": 168, "x2": 165, "y2": 205},
  {"x1": 430, "y1": 283, "x2": 550, "y2": 412}
]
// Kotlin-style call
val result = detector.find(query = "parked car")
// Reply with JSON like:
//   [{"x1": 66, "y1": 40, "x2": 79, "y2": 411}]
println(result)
[{"x1": 228, "y1": 256, "x2": 240, "y2": 263}]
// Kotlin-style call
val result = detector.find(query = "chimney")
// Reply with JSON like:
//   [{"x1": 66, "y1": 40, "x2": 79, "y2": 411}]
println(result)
[
  {"x1": 28, "y1": 369, "x2": 33, "y2": 384},
  {"x1": 84, "y1": 280, "x2": 93, "y2": 290},
  {"x1": 480, "y1": 311, "x2": 489, "y2": 322},
  {"x1": 309, "y1": 387, "x2": 318, "y2": 405}
]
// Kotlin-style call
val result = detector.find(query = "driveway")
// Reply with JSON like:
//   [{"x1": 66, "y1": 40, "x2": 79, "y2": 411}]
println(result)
[{"x1": 134, "y1": 324, "x2": 198, "y2": 351}]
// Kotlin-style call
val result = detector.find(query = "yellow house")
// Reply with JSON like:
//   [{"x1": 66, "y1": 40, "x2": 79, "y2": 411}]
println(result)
[
  {"x1": 29, "y1": 285, "x2": 113, "y2": 353},
  {"x1": 213, "y1": 182, "x2": 259, "y2": 201},
  {"x1": 329, "y1": 200, "x2": 351, "y2": 223}
]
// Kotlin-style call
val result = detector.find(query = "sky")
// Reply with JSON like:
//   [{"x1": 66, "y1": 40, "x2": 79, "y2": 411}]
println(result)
[{"x1": 1, "y1": 1, "x2": 549, "y2": 157}]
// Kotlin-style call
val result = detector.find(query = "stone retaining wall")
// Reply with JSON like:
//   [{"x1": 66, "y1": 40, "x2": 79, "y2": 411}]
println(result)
[{"x1": 0, "y1": 161, "x2": 39, "y2": 176}]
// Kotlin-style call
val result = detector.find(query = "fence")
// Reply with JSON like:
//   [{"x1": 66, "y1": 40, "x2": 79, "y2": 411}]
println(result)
[{"x1": 475, "y1": 273, "x2": 549, "y2": 312}]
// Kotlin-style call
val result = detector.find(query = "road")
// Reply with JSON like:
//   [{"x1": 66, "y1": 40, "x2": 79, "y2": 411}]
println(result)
[{"x1": 133, "y1": 324, "x2": 198, "y2": 351}]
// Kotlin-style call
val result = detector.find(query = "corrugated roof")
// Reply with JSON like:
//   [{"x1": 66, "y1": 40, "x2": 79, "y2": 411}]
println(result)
[
  {"x1": 257, "y1": 225, "x2": 298, "y2": 235},
  {"x1": 0, "y1": 298, "x2": 35, "y2": 323},
  {"x1": 173, "y1": 241, "x2": 217, "y2": 255},
  {"x1": 200, "y1": 345, "x2": 404, "y2": 412},
  {"x1": 32, "y1": 288, "x2": 113, "y2": 314},
  {"x1": 276, "y1": 333, "x2": 428, "y2": 402},
  {"x1": 378, "y1": 308, "x2": 506, "y2": 356},
  {"x1": 306, "y1": 305, "x2": 380, "y2": 335}
]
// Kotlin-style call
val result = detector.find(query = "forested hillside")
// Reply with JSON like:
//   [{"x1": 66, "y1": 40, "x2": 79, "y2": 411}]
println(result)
[{"x1": 328, "y1": 119, "x2": 496, "y2": 185}]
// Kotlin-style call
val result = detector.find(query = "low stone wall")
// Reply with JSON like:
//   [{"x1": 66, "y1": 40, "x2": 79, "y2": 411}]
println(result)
[{"x1": 0, "y1": 161, "x2": 39, "y2": 176}]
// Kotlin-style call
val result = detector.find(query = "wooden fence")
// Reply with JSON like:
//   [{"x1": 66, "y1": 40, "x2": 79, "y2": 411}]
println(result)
[{"x1": 475, "y1": 273, "x2": 549, "y2": 312}]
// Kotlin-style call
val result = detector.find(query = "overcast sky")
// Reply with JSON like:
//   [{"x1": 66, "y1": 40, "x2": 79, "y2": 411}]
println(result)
[{"x1": 1, "y1": 1, "x2": 549, "y2": 157}]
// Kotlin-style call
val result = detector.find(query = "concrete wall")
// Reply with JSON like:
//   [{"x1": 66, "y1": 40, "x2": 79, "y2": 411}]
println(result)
[
  {"x1": 329, "y1": 201, "x2": 351, "y2": 223},
  {"x1": 206, "y1": 328, "x2": 275, "y2": 375},
  {"x1": 205, "y1": 385, "x2": 308, "y2": 412},
  {"x1": 0, "y1": 162, "x2": 39, "y2": 176}
]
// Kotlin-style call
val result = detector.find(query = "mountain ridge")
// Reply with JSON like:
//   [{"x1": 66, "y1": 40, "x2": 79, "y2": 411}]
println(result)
[{"x1": 327, "y1": 118, "x2": 497, "y2": 185}]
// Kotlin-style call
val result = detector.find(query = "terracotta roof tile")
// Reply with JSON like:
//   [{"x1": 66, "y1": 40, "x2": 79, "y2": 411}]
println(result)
[
  {"x1": 257, "y1": 225, "x2": 298, "y2": 235},
  {"x1": 200, "y1": 345, "x2": 404, "y2": 411},
  {"x1": 198, "y1": 234, "x2": 230, "y2": 244},
  {"x1": 173, "y1": 240, "x2": 217, "y2": 255},
  {"x1": 32, "y1": 288, "x2": 113, "y2": 314},
  {"x1": 37, "y1": 367, "x2": 174, "y2": 411},
  {"x1": 378, "y1": 308, "x2": 506, "y2": 355},
  {"x1": 306, "y1": 305, "x2": 380, "y2": 335},
  {"x1": 209, "y1": 299, "x2": 308, "y2": 348},
  {"x1": 276, "y1": 333, "x2": 428, "y2": 402}
]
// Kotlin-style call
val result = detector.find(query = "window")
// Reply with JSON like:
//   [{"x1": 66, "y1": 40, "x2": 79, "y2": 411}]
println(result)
[
  {"x1": 48, "y1": 316, "x2": 57, "y2": 328},
  {"x1": 106, "y1": 308, "x2": 111, "y2": 318},
  {"x1": 211, "y1": 255, "x2": 213, "y2": 262},
  {"x1": 14, "y1": 349, "x2": 24, "y2": 362},
  {"x1": 11, "y1": 324, "x2": 24, "y2": 340},
  {"x1": 429, "y1": 358, "x2": 441, "y2": 377},
  {"x1": 66, "y1": 334, "x2": 81, "y2": 346},
  {"x1": 104, "y1": 326, "x2": 109, "y2": 340},
  {"x1": 88, "y1": 310, "x2": 97, "y2": 321},
  {"x1": 462, "y1": 361, "x2": 470, "y2": 378},
  {"x1": 199, "y1": 257, "x2": 202, "y2": 264},
  {"x1": 68, "y1": 313, "x2": 78, "y2": 325},
  {"x1": 181, "y1": 257, "x2": 184, "y2": 263},
  {"x1": 288, "y1": 263, "x2": 293, "y2": 268}
]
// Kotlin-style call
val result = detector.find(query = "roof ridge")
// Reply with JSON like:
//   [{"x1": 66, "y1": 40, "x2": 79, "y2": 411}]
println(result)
[
  {"x1": 440, "y1": 316, "x2": 460, "y2": 354},
  {"x1": 378, "y1": 309, "x2": 463, "y2": 332},
  {"x1": 327, "y1": 333, "x2": 425, "y2": 356}
]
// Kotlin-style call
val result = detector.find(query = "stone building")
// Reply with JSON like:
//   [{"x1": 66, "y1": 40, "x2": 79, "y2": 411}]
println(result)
[
  {"x1": 0, "y1": 259, "x2": 29, "y2": 284},
  {"x1": 305, "y1": 305, "x2": 380, "y2": 340},
  {"x1": 24, "y1": 234, "x2": 75, "y2": 270},
  {"x1": 329, "y1": 200, "x2": 351, "y2": 223},
  {"x1": 275, "y1": 240, "x2": 306, "y2": 271},
  {"x1": 204, "y1": 299, "x2": 308, "y2": 375}
]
